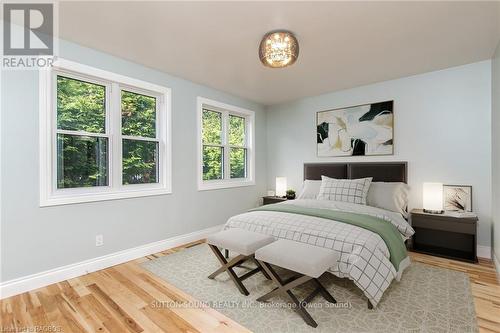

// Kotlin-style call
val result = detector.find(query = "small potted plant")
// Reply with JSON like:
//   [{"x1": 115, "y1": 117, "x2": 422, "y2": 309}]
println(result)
[{"x1": 286, "y1": 189, "x2": 296, "y2": 200}]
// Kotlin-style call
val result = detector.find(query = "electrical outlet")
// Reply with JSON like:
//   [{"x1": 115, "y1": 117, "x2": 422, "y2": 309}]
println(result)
[{"x1": 95, "y1": 234, "x2": 104, "y2": 247}]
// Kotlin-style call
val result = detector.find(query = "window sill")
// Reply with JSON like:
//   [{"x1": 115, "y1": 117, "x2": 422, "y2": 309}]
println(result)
[
  {"x1": 198, "y1": 180, "x2": 255, "y2": 191},
  {"x1": 40, "y1": 187, "x2": 172, "y2": 207}
]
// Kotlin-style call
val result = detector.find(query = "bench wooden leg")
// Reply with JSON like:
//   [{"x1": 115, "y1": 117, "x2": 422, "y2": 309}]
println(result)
[
  {"x1": 208, "y1": 253, "x2": 247, "y2": 279},
  {"x1": 286, "y1": 288, "x2": 318, "y2": 328},
  {"x1": 208, "y1": 245, "x2": 249, "y2": 296},
  {"x1": 367, "y1": 299, "x2": 374, "y2": 309},
  {"x1": 256, "y1": 274, "x2": 312, "y2": 302},
  {"x1": 208, "y1": 245, "x2": 271, "y2": 296},
  {"x1": 253, "y1": 258, "x2": 272, "y2": 280},
  {"x1": 256, "y1": 260, "x2": 337, "y2": 328},
  {"x1": 313, "y1": 278, "x2": 336, "y2": 304}
]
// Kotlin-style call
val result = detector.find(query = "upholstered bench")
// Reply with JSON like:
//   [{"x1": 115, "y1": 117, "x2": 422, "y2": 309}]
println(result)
[
  {"x1": 255, "y1": 239, "x2": 339, "y2": 328},
  {"x1": 206, "y1": 228, "x2": 275, "y2": 296}
]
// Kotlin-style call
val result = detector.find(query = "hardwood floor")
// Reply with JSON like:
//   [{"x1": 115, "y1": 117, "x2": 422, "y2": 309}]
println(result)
[
  {"x1": 409, "y1": 252, "x2": 500, "y2": 333},
  {"x1": 1, "y1": 241, "x2": 499, "y2": 333}
]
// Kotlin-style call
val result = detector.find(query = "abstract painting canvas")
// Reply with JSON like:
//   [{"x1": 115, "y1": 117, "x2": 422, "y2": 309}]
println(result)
[
  {"x1": 317, "y1": 101, "x2": 394, "y2": 157},
  {"x1": 443, "y1": 185, "x2": 472, "y2": 212}
]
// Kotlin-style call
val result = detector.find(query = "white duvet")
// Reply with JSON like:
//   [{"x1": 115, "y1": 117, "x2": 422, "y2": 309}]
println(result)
[{"x1": 224, "y1": 199, "x2": 415, "y2": 307}]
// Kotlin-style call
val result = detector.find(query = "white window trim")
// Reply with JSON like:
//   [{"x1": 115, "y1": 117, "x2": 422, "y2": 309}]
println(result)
[
  {"x1": 39, "y1": 58, "x2": 172, "y2": 207},
  {"x1": 197, "y1": 96, "x2": 255, "y2": 191}
]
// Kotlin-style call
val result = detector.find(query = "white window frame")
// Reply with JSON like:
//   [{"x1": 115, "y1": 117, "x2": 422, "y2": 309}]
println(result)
[
  {"x1": 39, "y1": 58, "x2": 172, "y2": 206},
  {"x1": 197, "y1": 96, "x2": 255, "y2": 191}
]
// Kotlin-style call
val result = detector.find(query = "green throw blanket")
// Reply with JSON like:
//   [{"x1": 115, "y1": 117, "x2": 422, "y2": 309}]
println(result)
[{"x1": 249, "y1": 203, "x2": 408, "y2": 271}]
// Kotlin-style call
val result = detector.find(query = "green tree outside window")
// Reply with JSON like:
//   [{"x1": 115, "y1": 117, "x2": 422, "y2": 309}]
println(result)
[
  {"x1": 121, "y1": 90, "x2": 158, "y2": 184},
  {"x1": 201, "y1": 110, "x2": 247, "y2": 181},
  {"x1": 202, "y1": 110, "x2": 223, "y2": 180},
  {"x1": 56, "y1": 76, "x2": 108, "y2": 188},
  {"x1": 56, "y1": 76, "x2": 160, "y2": 188}
]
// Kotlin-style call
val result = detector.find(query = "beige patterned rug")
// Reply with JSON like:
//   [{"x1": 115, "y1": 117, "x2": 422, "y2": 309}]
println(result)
[{"x1": 141, "y1": 244, "x2": 478, "y2": 333}]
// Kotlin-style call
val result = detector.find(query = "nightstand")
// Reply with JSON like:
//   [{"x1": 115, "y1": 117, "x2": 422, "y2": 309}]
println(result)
[
  {"x1": 262, "y1": 196, "x2": 287, "y2": 205},
  {"x1": 410, "y1": 209, "x2": 478, "y2": 263}
]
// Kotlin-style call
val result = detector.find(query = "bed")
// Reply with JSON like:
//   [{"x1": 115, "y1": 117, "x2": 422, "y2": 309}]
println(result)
[{"x1": 223, "y1": 162, "x2": 414, "y2": 308}]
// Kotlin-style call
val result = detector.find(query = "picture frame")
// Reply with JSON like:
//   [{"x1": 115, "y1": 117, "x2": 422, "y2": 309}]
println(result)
[
  {"x1": 316, "y1": 100, "x2": 394, "y2": 157},
  {"x1": 443, "y1": 185, "x2": 472, "y2": 212}
]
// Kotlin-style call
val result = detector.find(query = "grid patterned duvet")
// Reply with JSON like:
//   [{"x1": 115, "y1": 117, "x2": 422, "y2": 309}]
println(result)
[{"x1": 224, "y1": 199, "x2": 414, "y2": 307}]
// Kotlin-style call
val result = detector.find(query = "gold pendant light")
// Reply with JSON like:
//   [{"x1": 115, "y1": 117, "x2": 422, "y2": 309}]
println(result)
[{"x1": 259, "y1": 30, "x2": 299, "y2": 68}]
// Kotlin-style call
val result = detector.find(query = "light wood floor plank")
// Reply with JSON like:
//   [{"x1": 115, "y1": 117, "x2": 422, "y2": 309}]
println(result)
[
  {"x1": 36, "y1": 291, "x2": 78, "y2": 333},
  {"x1": 82, "y1": 293, "x2": 133, "y2": 333},
  {"x1": 87, "y1": 283, "x2": 144, "y2": 333},
  {"x1": 60, "y1": 282, "x2": 109, "y2": 333},
  {"x1": 120, "y1": 262, "x2": 250, "y2": 333},
  {"x1": 67, "y1": 277, "x2": 91, "y2": 298},
  {"x1": 90, "y1": 270, "x2": 167, "y2": 333},
  {"x1": 140, "y1": 303, "x2": 200, "y2": 333}
]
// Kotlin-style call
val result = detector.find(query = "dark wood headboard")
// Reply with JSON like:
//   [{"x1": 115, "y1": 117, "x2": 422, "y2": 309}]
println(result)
[{"x1": 304, "y1": 162, "x2": 408, "y2": 183}]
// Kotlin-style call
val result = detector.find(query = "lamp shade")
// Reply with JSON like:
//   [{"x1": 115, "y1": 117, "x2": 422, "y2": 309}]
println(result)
[
  {"x1": 423, "y1": 182, "x2": 443, "y2": 214},
  {"x1": 275, "y1": 177, "x2": 287, "y2": 197}
]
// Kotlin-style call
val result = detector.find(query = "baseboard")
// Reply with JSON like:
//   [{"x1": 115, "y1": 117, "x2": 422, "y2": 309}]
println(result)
[
  {"x1": 0, "y1": 224, "x2": 223, "y2": 299},
  {"x1": 477, "y1": 245, "x2": 492, "y2": 259}
]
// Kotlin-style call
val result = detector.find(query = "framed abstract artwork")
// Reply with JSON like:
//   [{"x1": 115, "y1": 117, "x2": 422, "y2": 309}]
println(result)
[
  {"x1": 317, "y1": 101, "x2": 394, "y2": 157},
  {"x1": 443, "y1": 185, "x2": 472, "y2": 212}
]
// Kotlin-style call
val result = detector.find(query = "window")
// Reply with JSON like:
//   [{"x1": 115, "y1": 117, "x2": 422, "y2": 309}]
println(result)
[
  {"x1": 56, "y1": 76, "x2": 109, "y2": 189},
  {"x1": 40, "y1": 59, "x2": 171, "y2": 206},
  {"x1": 121, "y1": 90, "x2": 159, "y2": 185},
  {"x1": 197, "y1": 97, "x2": 255, "y2": 191}
]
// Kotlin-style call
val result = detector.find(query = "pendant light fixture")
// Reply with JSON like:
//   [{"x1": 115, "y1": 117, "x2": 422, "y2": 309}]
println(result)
[{"x1": 259, "y1": 30, "x2": 299, "y2": 68}]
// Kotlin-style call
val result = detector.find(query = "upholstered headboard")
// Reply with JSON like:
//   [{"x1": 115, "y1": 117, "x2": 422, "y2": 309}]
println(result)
[{"x1": 303, "y1": 162, "x2": 407, "y2": 183}]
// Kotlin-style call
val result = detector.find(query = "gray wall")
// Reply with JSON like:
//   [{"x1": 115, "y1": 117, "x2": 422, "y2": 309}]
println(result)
[
  {"x1": 1, "y1": 39, "x2": 497, "y2": 283},
  {"x1": 266, "y1": 61, "x2": 493, "y2": 248},
  {"x1": 493, "y1": 42, "x2": 500, "y2": 267},
  {"x1": 0, "y1": 40, "x2": 267, "y2": 282}
]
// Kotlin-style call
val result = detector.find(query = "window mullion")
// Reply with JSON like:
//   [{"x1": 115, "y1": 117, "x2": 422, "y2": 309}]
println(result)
[
  {"x1": 156, "y1": 95, "x2": 162, "y2": 184},
  {"x1": 121, "y1": 135, "x2": 159, "y2": 142},
  {"x1": 222, "y1": 111, "x2": 230, "y2": 180},
  {"x1": 110, "y1": 82, "x2": 122, "y2": 189},
  {"x1": 55, "y1": 129, "x2": 109, "y2": 138},
  {"x1": 51, "y1": 71, "x2": 58, "y2": 194},
  {"x1": 244, "y1": 115, "x2": 249, "y2": 179}
]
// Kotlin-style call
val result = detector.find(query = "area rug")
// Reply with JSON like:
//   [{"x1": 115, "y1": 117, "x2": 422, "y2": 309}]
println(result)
[{"x1": 141, "y1": 244, "x2": 478, "y2": 333}]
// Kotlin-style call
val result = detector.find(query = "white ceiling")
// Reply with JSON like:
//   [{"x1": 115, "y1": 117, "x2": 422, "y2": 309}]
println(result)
[{"x1": 59, "y1": 1, "x2": 500, "y2": 106}]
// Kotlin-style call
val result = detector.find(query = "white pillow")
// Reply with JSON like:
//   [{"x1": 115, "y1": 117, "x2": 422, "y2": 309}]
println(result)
[
  {"x1": 366, "y1": 182, "x2": 410, "y2": 217},
  {"x1": 297, "y1": 180, "x2": 322, "y2": 199},
  {"x1": 317, "y1": 176, "x2": 372, "y2": 205}
]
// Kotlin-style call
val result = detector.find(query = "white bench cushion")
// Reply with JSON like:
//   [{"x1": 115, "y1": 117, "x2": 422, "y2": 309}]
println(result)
[
  {"x1": 255, "y1": 240, "x2": 339, "y2": 278},
  {"x1": 207, "y1": 228, "x2": 275, "y2": 256}
]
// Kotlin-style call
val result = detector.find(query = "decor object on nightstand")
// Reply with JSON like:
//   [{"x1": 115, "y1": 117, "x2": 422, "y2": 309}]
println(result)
[
  {"x1": 422, "y1": 182, "x2": 443, "y2": 214},
  {"x1": 275, "y1": 177, "x2": 287, "y2": 197},
  {"x1": 411, "y1": 209, "x2": 478, "y2": 263},
  {"x1": 286, "y1": 189, "x2": 296, "y2": 200},
  {"x1": 262, "y1": 196, "x2": 287, "y2": 205},
  {"x1": 443, "y1": 185, "x2": 472, "y2": 212}
]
